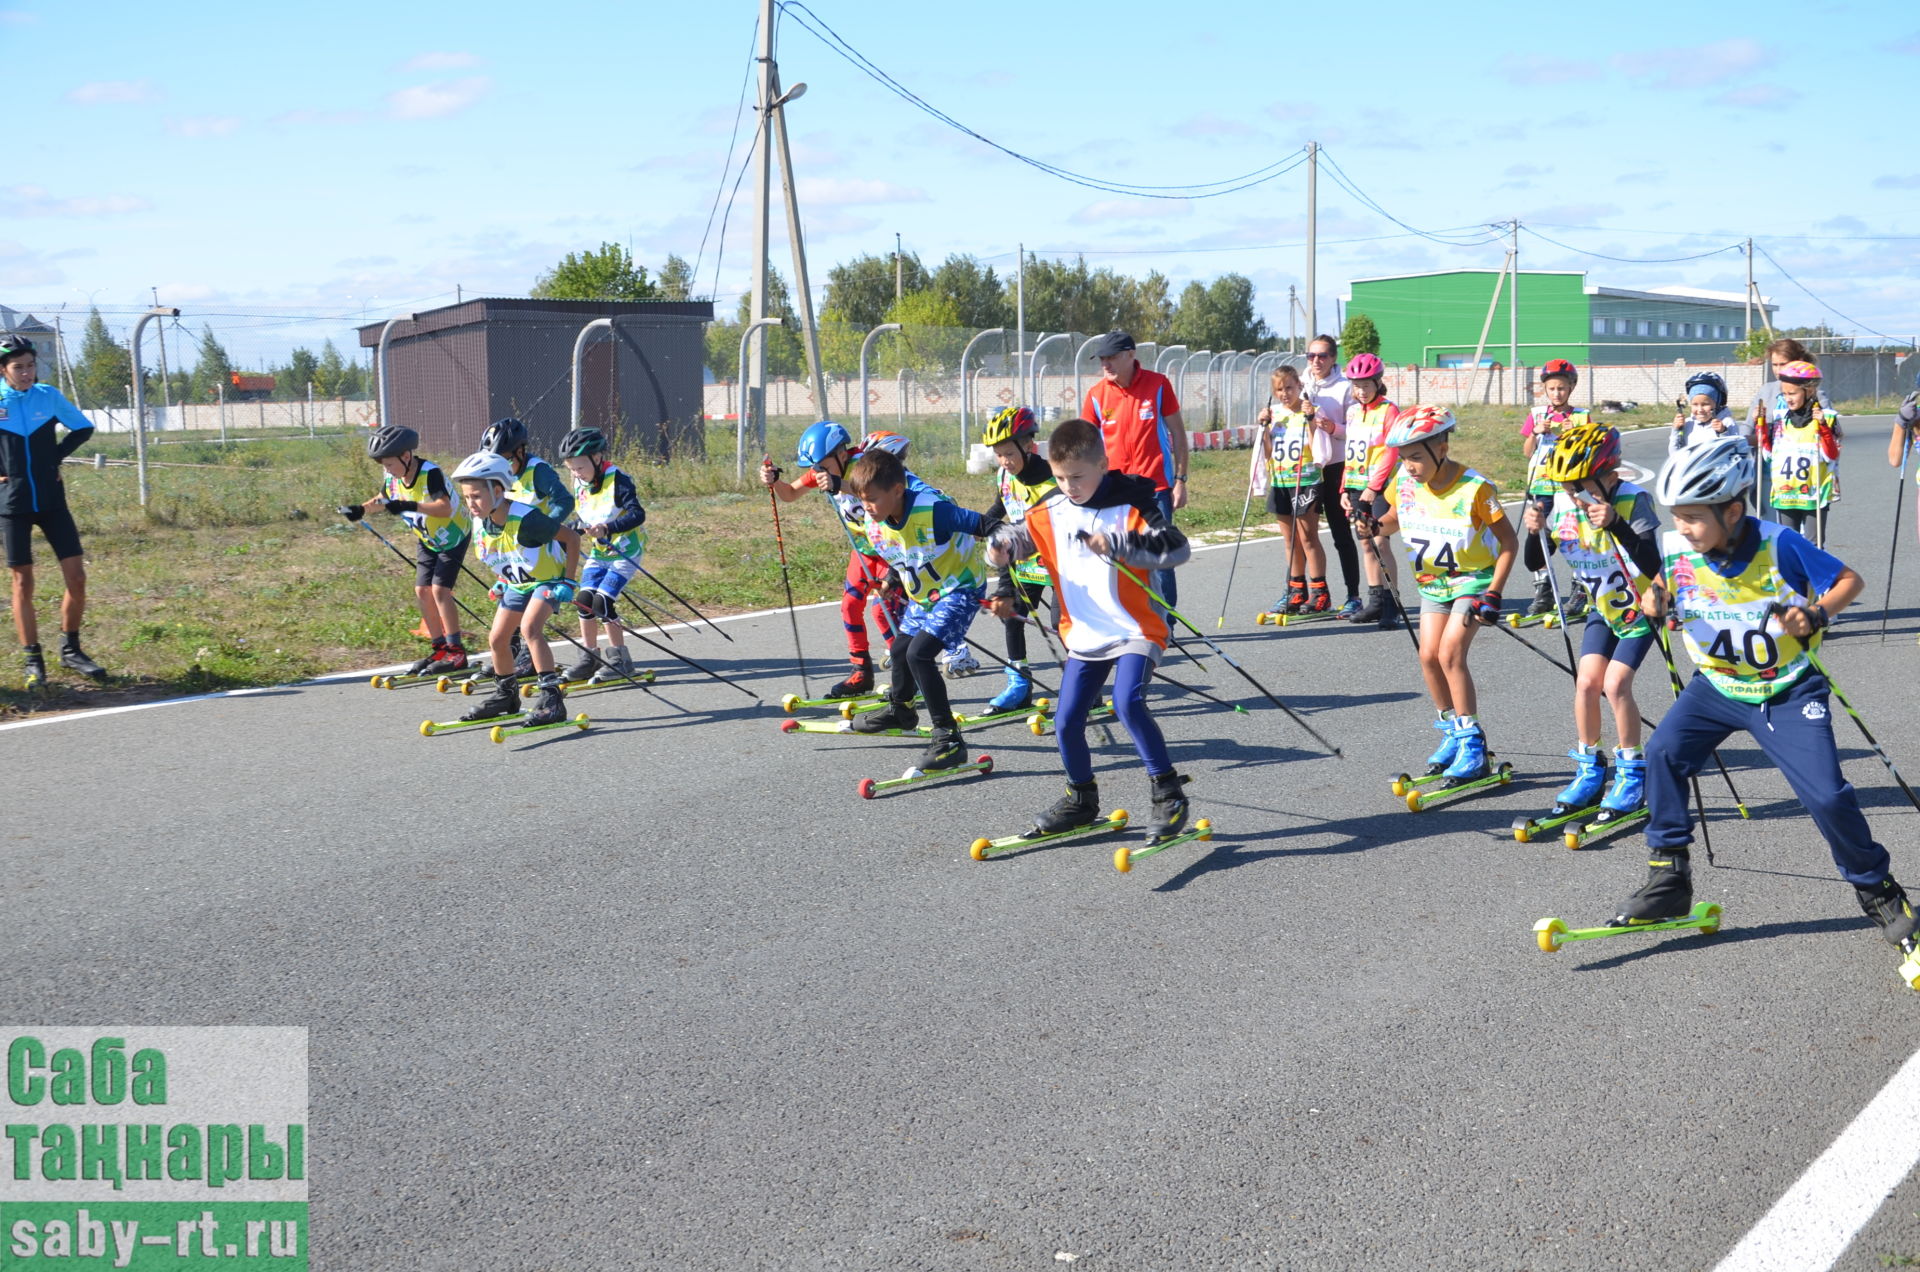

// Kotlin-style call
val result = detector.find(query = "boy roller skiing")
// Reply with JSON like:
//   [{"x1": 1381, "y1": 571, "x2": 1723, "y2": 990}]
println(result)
[
  {"x1": 979, "y1": 406, "x2": 1057, "y2": 712},
  {"x1": 1519, "y1": 360, "x2": 1591, "y2": 621},
  {"x1": 1356, "y1": 406, "x2": 1519, "y2": 810},
  {"x1": 982, "y1": 418, "x2": 1198, "y2": 850},
  {"x1": 448, "y1": 450, "x2": 583, "y2": 729},
  {"x1": 1516, "y1": 422, "x2": 1662, "y2": 846},
  {"x1": 343, "y1": 425, "x2": 471, "y2": 676},
  {"x1": 557, "y1": 427, "x2": 646, "y2": 686},
  {"x1": 1593, "y1": 437, "x2": 1917, "y2": 978}
]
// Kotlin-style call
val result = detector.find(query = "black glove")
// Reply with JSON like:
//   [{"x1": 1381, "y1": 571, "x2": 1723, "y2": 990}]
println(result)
[
  {"x1": 337, "y1": 505, "x2": 364, "y2": 522},
  {"x1": 383, "y1": 499, "x2": 418, "y2": 516},
  {"x1": 1469, "y1": 590, "x2": 1503, "y2": 625}
]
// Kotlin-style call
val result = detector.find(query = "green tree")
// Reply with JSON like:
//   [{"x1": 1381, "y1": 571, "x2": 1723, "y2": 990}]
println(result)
[
  {"x1": 187, "y1": 324, "x2": 234, "y2": 403},
  {"x1": 531, "y1": 242, "x2": 660, "y2": 301},
  {"x1": 1340, "y1": 312, "x2": 1381, "y2": 358},
  {"x1": 1168, "y1": 274, "x2": 1270, "y2": 352},
  {"x1": 824, "y1": 251, "x2": 927, "y2": 328},
  {"x1": 312, "y1": 340, "x2": 349, "y2": 397},
  {"x1": 928, "y1": 254, "x2": 1007, "y2": 329},
  {"x1": 71, "y1": 308, "x2": 132, "y2": 409},
  {"x1": 275, "y1": 347, "x2": 320, "y2": 401},
  {"x1": 732, "y1": 266, "x2": 806, "y2": 379},
  {"x1": 658, "y1": 253, "x2": 696, "y2": 302},
  {"x1": 877, "y1": 292, "x2": 965, "y2": 377}
]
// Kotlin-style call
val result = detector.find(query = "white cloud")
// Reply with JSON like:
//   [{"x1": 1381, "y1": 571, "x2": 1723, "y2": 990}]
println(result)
[
  {"x1": 1613, "y1": 37, "x2": 1771, "y2": 89},
  {"x1": 0, "y1": 185, "x2": 152, "y2": 218},
  {"x1": 1874, "y1": 174, "x2": 1920, "y2": 190},
  {"x1": 1712, "y1": 83, "x2": 1799, "y2": 110},
  {"x1": 165, "y1": 116, "x2": 241, "y2": 138},
  {"x1": 67, "y1": 79, "x2": 160, "y2": 105},
  {"x1": 398, "y1": 51, "x2": 480, "y2": 71},
  {"x1": 0, "y1": 241, "x2": 66, "y2": 288},
  {"x1": 1068, "y1": 198, "x2": 1195, "y2": 226},
  {"x1": 795, "y1": 177, "x2": 929, "y2": 207},
  {"x1": 386, "y1": 77, "x2": 492, "y2": 121},
  {"x1": 1496, "y1": 54, "x2": 1601, "y2": 86}
]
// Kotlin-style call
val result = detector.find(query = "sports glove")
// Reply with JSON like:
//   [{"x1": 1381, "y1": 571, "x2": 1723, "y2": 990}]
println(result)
[
  {"x1": 1469, "y1": 589, "x2": 1503, "y2": 625},
  {"x1": 536, "y1": 578, "x2": 577, "y2": 606},
  {"x1": 488, "y1": 580, "x2": 508, "y2": 602},
  {"x1": 383, "y1": 499, "x2": 418, "y2": 516},
  {"x1": 337, "y1": 504, "x2": 364, "y2": 522}
]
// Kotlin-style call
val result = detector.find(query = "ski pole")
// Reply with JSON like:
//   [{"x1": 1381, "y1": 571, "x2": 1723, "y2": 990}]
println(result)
[
  {"x1": 1080, "y1": 536, "x2": 1342, "y2": 758},
  {"x1": 339, "y1": 509, "x2": 492, "y2": 633},
  {"x1": 1216, "y1": 444, "x2": 1259, "y2": 629},
  {"x1": 1150, "y1": 666, "x2": 1248, "y2": 714},
  {"x1": 567, "y1": 604, "x2": 762, "y2": 702},
  {"x1": 1651, "y1": 616, "x2": 1717, "y2": 867},
  {"x1": 1532, "y1": 498, "x2": 1582, "y2": 673},
  {"x1": 1356, "y1": 523, "x2": 1421, "y2": 658},
  {"x1": 1879, "y1": 431, "x2": 1909, "y2": 644},
  {"x1": 1766, "y1": 617, "x2": 1920, "y2": 813},
  {"x1": 1489, "y1": 609, "x2": 1575, "y2": 677},
  {"x1": 588, "y1": 536, "x2": 733, "y2": 642},
  {"x1": 766, "y1": 469, "x2": 811, "y2": 698}
]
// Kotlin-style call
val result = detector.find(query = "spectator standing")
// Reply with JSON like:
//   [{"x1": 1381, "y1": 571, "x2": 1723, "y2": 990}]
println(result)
[{"x1": 1082, "y1": 330, "x2": 1190, "y2": 607}]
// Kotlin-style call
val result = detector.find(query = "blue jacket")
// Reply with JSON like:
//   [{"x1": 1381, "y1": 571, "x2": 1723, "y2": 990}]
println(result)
[{"x1": 0, "y1": 383, "x2": 93, "y2": 515}]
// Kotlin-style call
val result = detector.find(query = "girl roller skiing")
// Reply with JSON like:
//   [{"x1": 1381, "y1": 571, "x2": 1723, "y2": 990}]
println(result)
[
  {"x1": 448, "y1": 451, "x2": 583, "y2": 729},
  {"x1": 1757, "y1": 361, "x2": 1840, "y2": 545},
  {"x1": 343, "y1": 425, "x2": 471, "y2": 675},
  {"x1": 978, "y1": 406, "x2": 1057, "y2": 713},
  {"x1": 1518, "y1": 422, "x2": 1663, "y2": 843},
  {"x1": 1251, "y1": 363, "x2": 1334, "y2": 617},
  {"x1": 1667, "y1": 372, "x2": 1746, "y2": 454},
  {"x1": 557, "y1": 427, "x2": 646, "y2": 686},
  {"x1": 983, "y1": 417, "x2": 1196, "y2": 844},
  {"x1": 1519, "y1": 360, "x2": 1591, "y2": 620},
  {"x1": 1339, "y1": 354, "x2": 1402, "y2": 627},
  {"x1": 1604, "y1": 437, "x2": 1916, "y2": 971},
  {"x1": 1355, "y1": 406, "x2": 1518, "y2": 799}
]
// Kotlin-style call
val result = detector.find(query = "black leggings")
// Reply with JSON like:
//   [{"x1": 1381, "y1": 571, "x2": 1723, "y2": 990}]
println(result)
[
  {"x1": 1001, "y1": 581, "x2": 1047, "y2": 662},
  {"x1": 1318, "y1": 465, "x2": 1360, "y2": 598},
  {"x1": 888, "y1": 630, "x2": 955, "y2": 727},
  {"x1": 1778, "y1": 506, "x2": 1830, "y2": 543}
]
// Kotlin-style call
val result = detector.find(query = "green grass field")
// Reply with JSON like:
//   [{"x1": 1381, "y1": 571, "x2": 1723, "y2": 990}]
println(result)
[{"x1": 0, "y1": 404, "x2": 1670, "y2": 716}]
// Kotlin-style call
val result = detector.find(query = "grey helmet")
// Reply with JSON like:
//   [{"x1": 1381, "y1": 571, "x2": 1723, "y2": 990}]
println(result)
[{"x1": 1654, "y1": 436, "x2": 1753, "y2": 507}]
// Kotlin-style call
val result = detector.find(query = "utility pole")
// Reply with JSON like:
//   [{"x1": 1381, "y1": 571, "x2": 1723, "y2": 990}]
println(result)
[
  {"x1": 1744, "y1": 238, "x2": 1754, "y2": 342},
  {"x1": 1509, "y1": 219, "x2": 1520, "y2": 405},
  {"x1": 1288, "y1": 284, "x2": 1297, "y2": 354},
  {"x1": 1305, "y1": 141, "x2": 1318, "y2": 342},
  {"x1": 748, "y1": 0, "x2": 776, "y2": 452},
  {"x1": 1015, "y1": 242, "x2": 1026, "y2": 406},
  {"x1": 894, "y1": 232, "x2": 903, "y2": 305},
  {"x1": 151, "y1": 287, "x2": 172, "y2": 414},
  {"x1": 770, "y1": 70, "x2": 825, "y2": 417}
]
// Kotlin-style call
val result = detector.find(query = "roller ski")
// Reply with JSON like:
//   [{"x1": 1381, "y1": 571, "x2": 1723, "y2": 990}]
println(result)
[
  {"x1": 1855, "y1": 879, "x2": 1920, "y2": 992},
  {"x1": 1391, "y1": 715, "x2": 1475, "y2": 794},
  {"x1": 1116, "y1": 820, "x2": 1214, "y2": 872},
  {"x1": 837, "y1": 691, "x2": 923, "y2": 720},
  {"x1": 970, "y1": 781, "x2": 1130, "y2": 859},
  {"x1": 1512, "y1": 746, "x2": 1607, "y2": 842},
  {"x1": 1025, "y1": 698, "x2": 1116, "y2": 736},
  {"x1": 1535, "y1": 901, "x2": 1723, "y2": 952},
  {"x1": 421, "y1": 676, "x2": 525, "y2": 735},
  {"x1": 1401, "y1": 721, "x2": 1512, "y2": 811},
  {"x1": 857, "y1": 749, "x2": 993, "y2": 799},
  {"x1": 1254, "y1": 580, "x2": 1307, "y2": 624},
  {"x1": 21, "y1": 645, "x2": 46, "y2": 692},
  {"x1": 987, "y1": 662, "x2": 1033, "y2": 713},
  {"x1": 1115, "y1": 773, "x2": 1212, "y2": 872},
  {"x1": 1561, "y1": 755, "x2": 1648, "y2": 850},
  {"x1": 817, "y1": 655, "x2": 878, "y2": 702},
  {"x1": 782, "y1": 689, "x2": 885, "y2": 714},
  {"x1": 521, "y1": 667, "x2": 656, "y2": 697},
  {"x1": 491, "y1": 713, "x2": 589, "y2": 744},
  {"x1": 783, "y1": 702, "x2": 1026, "y2": 736}
]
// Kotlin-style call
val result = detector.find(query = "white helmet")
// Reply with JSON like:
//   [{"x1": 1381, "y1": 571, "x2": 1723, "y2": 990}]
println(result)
[
  {"x1": 1654, "y1": 436, "x2": 1753, "y2": 507},
  {"x1": 451, "y1": 450, "x2": 515, "y2": 489}
]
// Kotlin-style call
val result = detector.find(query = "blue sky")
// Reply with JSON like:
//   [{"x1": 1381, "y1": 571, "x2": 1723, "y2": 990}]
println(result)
[{"x1": 6, "y1": 0, "x2": 1918, "y2": 356}]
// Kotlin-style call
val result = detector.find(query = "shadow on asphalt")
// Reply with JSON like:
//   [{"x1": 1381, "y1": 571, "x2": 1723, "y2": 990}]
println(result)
[
  {"x1": 1565, "y1": 913, "x2": 1871, "y2": 971},
  {"x1": 1142, "y1": 798, "x2": 1494, "y2": 892}
]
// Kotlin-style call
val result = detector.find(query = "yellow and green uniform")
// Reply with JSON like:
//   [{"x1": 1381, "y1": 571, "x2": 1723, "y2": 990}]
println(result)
[
  {"x1": 382, "y1": 458, "x2": 466, "y2": 551},
  {"x1": 864, "y1": 488, "x2": 987, "y2": 605},
  {"x1": 509, "y1": 456, "x2": 575, "y2": 522},
  {"x1": 1267, "y1": 405, "x2": 1322, "y2": 490},
  {"x1": 1663, "y1": 521, "x2": 1816, "y2": 703},
  {"x1": 996, "y1": 460, "x2": 1057, "y2": 588},
  {"x1": 1545, "y1": 484, "x2": 1654, "y2": 638},
  {"x1": 1342, "y1": 399, "x2": 1395, "y2": 492},
  {"x1": 574, "y1": 464, "x2": 646, "y2": 565},
  {"x1": 1395, "y1": 466, "x2": 1504, "y2": 603},
  {"x1": 1769, "y1": 409, "x2": 1838, "y2": 512},
  {"x1": 474, "y1": 500, "x2": 568, "y2": 595},
  {"x1": 1526, "y1": 407, "x2": 1591, "y2": 498}
]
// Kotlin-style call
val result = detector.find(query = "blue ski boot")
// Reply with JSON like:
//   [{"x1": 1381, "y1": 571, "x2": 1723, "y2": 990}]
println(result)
[
  {"x1": 989, "y1": 662, "x2": 1033, "y2": 713},
  {"x1": 1441, "y1": 721, "x2": 1490, "y2": 783},
  {"x1": 1599, "y1": 754, "x2": 1647, "y2": 815},
  {"x1": 1424, "y1": 715, "x2": 1461, "y2": 774},
  {"x1": 1554, "y1": 746, "x2": 1608, "y2": 815}
]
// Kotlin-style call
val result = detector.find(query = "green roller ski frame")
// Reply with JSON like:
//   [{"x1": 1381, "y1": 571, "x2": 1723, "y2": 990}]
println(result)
[
  {"x1": 838, "y1": 693, "x2": 924, "y2": 720},
  {"x1": 1253, "y1": 610, "x2": 1343, "y2": 627},
  {"x1": 1899, "y1": 941, "x2": 1920, "y2": 992},
  {"x1": 1403, "y1": 762, "x2": 1515, "y2": 811},
  {"x1": 1534, "y1": 900, "x2": 1722, "y2": 952},
  {"x1": 490, "y1": 713, "x2": 590, "y2": 744},
  {"x1": 1504, "y1": 610, "x2": 1563, "y2": 630},
  {"x1": 519, "y1": 669, "x2": 655, "y2": 697},
  {"x1": 781, "y1": 690, "x2": 884, "y2": 714},
  {"x1": 1025, "y1": 699, "x2": 1116, "y2": 736},
  {"x1": 1114, "y1": 818, "x2": 1214, "y2": 872},
  {"x1": 1562, "y1": 806, "x2": 1650, "y2": 851},
  {"x1": 780, "y1": 703, "x2": 1036, "y2": 738},
  {"x1": 857, "y1": 754, "x2": 993, "y2": 799},
  {"x1": 1511, "y1": 802, "x2": 1604, "y2": 843},
  {"x1": 969, "y1": 811, "x2": 1131, "y2": 860},
  {"x1": 436, "y1": 671, "x2": 493, "y2": 694},
  {"x1": 420, "y1": 710, "x2": 523, "y2": 737},
  {"x1": 371, "y1": 670, "x2": 448, "y2": 690}
]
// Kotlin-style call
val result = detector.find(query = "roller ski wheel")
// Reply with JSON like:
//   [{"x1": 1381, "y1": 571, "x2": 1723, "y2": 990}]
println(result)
[
  {"x1": 490, "y1": 712, "x2": 590, "y2": 744},
  {"x1": 1507, "y1": 610, "x2": 1560, "y2": 630},
  {"x1": 1116, "y1": 817, "x2": 1213, "y2": 873},
  {"x1": 858, "y1": 753, "x2": 992, "y2": 800},
  {"x1": 1900, "y1": 941, "x2": 1920, "y2": 992},
  {"x1": 1405, "y1": 762, "x2": 1513, "y2": 812},
  {"x1": 969, "y1": 810, "x2": 1129, "y2": 861},
  {"x1": 421, "y1": 709, "x2": 524, "y2": 737},
  {"x1": 1563, "y1": 805, "x2": 1650, "y2": 851},
  {"x1": 1512, "y1": 802, "x2": 1602, "y2": 844},
  {"x1": 1025, "y1": 698, "x2": 1114, "y2": 737},
  {"x1": 1254, "y1": 611, "x2": 1280, "y2": 626},
  {"x1": 1534, "y1": 901, "x2": 1722, "y2": 953}
]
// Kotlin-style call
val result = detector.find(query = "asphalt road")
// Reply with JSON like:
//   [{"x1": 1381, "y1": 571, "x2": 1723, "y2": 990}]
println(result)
[{"x1": 6, "y1": 418, "x2": 1920, "y2": 1270}]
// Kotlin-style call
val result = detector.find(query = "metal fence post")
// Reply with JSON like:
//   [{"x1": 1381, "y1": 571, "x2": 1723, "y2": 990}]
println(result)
[
  {"x1": 1029, "y1": 332, "x2": 1069, "y2": 415},
  {"x1": 571, "y1": 318, "x2": 614, "y2": 430},
  {"x1": 128, "y1": 306, "x2": 177, "y2": 506},
  {"x1": 736, "y1": 317, "x2": 785, "y2": 480},
  {"x1": 959, "y1": 327, "x2": 1004, "y2": 455},
  {"x1": 1155, "y1": 345, "x2": 1188, "y2": 376},
  {"x1": 217, "y1": 380, "x2": 228, "y2": 445},
  {"x1": 1073, "y1": 334, "x2": 1100, "y2": 423},
  {"x1": 859, "y1": 323, "x2": 902, "y2": 442}
]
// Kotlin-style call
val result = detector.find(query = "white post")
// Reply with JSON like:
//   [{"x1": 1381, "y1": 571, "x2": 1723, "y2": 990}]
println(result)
[
  {"x1": 307, "y1": 381, "x2": 315, "y2": 436},
  {"x1": 1305, "y1": 141, "x2": 1318, "y2": 342},
  {"x1": 748, "y1": 0, "x2": 776, "y2": 451},
  {"x1": 769, "y1": 73, "x2": 825, "y2": 415},
  {"x1": 217, "y1": 379, "x2": 228, "y2": 445},
  {"x1": 1509, "y1": 219, "x2": 1521, "y2": 406},
  {"x1": 1465, "y1": 253, "x2": 1511, "y2": 406},
  {"x1": 571, "y1": 318, "x2": 614, "y2": 430},
  {"x1": 1155, "y1": 345, "x2": 1188, "y2": 375},
  {"x1": 859, "y1": 322, "x2": 902, "y2": 441},
  {"x1": 959, "y1": 327, "x2": 1005, "y2": 455},
  {"x1": 376, "y1": 315, "x2": 413, "y2": 428},
  {"x1": 736, "y1": 317, "x2": 785, "y2": 480},
  {"x1": 1029, "y1": 332, "x2": 1068, "y2": 413},
  {"x1": 128, "y1": 306, "x2": 178, "y2": 506},
  {"x1": 1073, "y1": 334, "x2": 1101, "y2": 422},
  {"x1": 1015, "y1": 244, "x2": 1026, "y2": 408}
]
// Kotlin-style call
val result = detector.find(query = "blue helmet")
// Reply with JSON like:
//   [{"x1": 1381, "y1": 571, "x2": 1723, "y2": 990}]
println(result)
[{"x1": 796, "y1": 421, "x2": 850, "y2": 469}]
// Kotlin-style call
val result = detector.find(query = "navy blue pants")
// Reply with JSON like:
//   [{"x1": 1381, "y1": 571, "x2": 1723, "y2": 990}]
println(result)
[
  {"x1": 1056, "y1": 652, "x2": 1174, "y2": 785},
  {"x1": 1648, "y1": 673, "x2": 1891, "y2": 885},
  {"x1": 1153, "y1": 488, "x2": 1178, "y2": 609}
]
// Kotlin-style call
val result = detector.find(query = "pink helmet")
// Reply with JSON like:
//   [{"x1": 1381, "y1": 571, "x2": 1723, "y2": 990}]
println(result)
[
  {"x1": 1344, "y1": 353, "x2": 1384, "y2": 382},
  {"x1": 1778, "y1": 360, "x2": 1821, "y2": 383}
]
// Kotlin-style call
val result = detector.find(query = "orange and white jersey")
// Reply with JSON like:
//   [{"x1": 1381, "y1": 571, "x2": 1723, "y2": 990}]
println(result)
[{"x1": 991, "y1": 473, "x2": 1190, "y2": 661}]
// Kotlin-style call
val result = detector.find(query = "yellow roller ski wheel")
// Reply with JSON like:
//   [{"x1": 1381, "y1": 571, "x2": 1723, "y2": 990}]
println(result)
[
  {"x1": 1114, "y1": 846, "x2": 1132, "y2": 873},
  {"x1": 489, "y1": 725, "x2": 507, "y2": 744},
  {"x1": 1699, "y1": 902, "x2": 1722, "y2": 936},
  {"x1": 1535, "y1": 917, "x2": 1568, "y2": 953},
  {"x1": 1405, "y1": 790, "x2": 1425, "y2": 812},
  {"x1": 1514, "y1": 822, "x2": 1535, "y2": 844},
  {"x1": 1391, "y1": 773, "x2": 1411, "y2": 797},
  {"x1": 969, "y1": 838, "x2": 991, "y2": 861},
  {"x1": 419, "y1": 720, "x2": 436, "y2": 737},
  {"x1": 780, "y1": 693, "x2": 800, "y2": 714}
]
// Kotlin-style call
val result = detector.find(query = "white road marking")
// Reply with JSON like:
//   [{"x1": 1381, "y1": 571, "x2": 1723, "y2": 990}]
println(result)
[{"x1": 1711, "y1": 1041, "x2": 1920, "y2": 1271}]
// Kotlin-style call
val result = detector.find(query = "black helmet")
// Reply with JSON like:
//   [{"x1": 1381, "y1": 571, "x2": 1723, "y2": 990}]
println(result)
[
  {"x1": 559, "y1": 427, "x2": 608, "y2": 459},
  {"x1": 366, "y1": 425, "x2": 419, "y2": 460},
  {"x1": 1683, "y1": 371, "x2": 1729, "y2": 408},
  {"x1": 481, "y1": 417, "x2": 528, "y2": 455},
  {"x1": 0, "y1": 334, "x2": 35, "y2": 364}
]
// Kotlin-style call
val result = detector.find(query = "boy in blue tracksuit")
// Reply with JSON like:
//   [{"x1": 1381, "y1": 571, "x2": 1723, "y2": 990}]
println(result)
[
  {"x1": 0, "y1": 335, "x2": 106, "y2": 686},
  {"x1": 1613, "y1": 438, "x2": 1917, "y2": 967}
]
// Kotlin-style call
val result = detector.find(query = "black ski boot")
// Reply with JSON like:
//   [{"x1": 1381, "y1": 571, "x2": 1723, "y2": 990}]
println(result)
[
  {"x1": 1856, "y1": 877, "x2": 1919, "y2": 949},
  {"x1": 1348, "y1": 586, "x2": 1384, "y2": 624},
  {"x1": 826, "y1": 655, "x2": 876, "y2": 699},
  {"x1": 562, "y1": 650, "x2": 601, "y2": 684},
  {"x1": 1147, "y1": 771, "x2": 1191, "y2": 842},
  {"x1": 459, "y1": 675, "x2": 521, "y2": 722},
  {"x1": 1525, "y1": 574, "x2": 1556, "y2": 617},
  {"x1": 22, "y1": 644, "x2": 46, "y2": 691},
  {"x1": 524, "y1": 674, "x2": 568, "y2": 727},
  {"x1": 1034, "y1": 780, "x2": 1101, "y2": 834},
  {"x1": 1610, "y1": 851, "x2": 1693, "y2": 926},
  {"x1": 1374, "y1": 586, "x2": 1400, "y2": 630},
  {"x1": 406, "y1": 639, "x2": 445, "y2": 676},
  {"x1": 917, "y1": 725, "x2": 966, "y2": 773},
  {"x1": 508, "y1": 631, "x2": 533, "y2": 677},
  {"x1": 851, "y1": 696, "x2": 919, "y2": 734}
]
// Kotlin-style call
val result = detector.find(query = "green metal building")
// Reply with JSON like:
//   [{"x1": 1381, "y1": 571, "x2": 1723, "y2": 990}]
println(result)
[{"x1": 1342, "y1": 270, "x2": 1778, "y2": 367}]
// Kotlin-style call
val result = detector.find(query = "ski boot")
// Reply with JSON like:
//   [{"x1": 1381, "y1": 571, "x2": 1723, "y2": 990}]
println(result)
[
  {"x1": 1147, "y1": 771, "x2": 1191, "y2": 842},
  {"x1": 432, "y1": 643, "x2": 470, "y2": 673},
  {"x1": 1281, "y1": 578, "x2": 1308, "y2": 616},
  {"x1": 851, "y1": 696, "x2": 920, "y2": 734},
  {"x1": 1424, "y1": 714, "x2": 1461, "y2": 775},
  {"x1": 1337, "y1": 594, "x2": 1363, "y2": 620},
  {"x1": 1554, "y1": 747, "x2": 1608, "y2": 815},
  {"x1": 1373, "y1": 585, "x2": 1400, "y2": 629},
  {"x1": 1348, "y1": 585, "x2": 1384, "y2": 624},
  {"x1": 590, "y1": 645, "x2": 636, "y2": 684},
  {"x1": 1560, "y1": 581, "x2": 1591, "y2": 622},
  {"x1": 1598, "y1": 755, "x2": 1646, "y2": 817},
  {"x1": 406, "y1": 639, "x2": 446, "y2": 676},
  {"x1": 1856, "y1": 877, "x2": 1919, "y2": 948},
  {"x1": 22, "y1": 644, "x2": 46, "y2": 691},
  {"x1": 989, "y1": 661, "x2": 1033, "y2": 713},
  {"x1": 1610, "y1": 851, "x2": 1693, "y2": 926},
  {"x1": 1305, "y1": 580, "x2": 1332, "y2": 614},
  {"x1": 56, "y1": 635, "x2": 108, "y2": 682},
  {"x1": 523, "y1": 674, "x2": 568, "y2": 727},
  {"x1": 917, "y1": 724, "x2": 966, "y2": 772},
  {"x1": 825, "y1": 655, "x2": 876, "y2": 699},
  {"x1": 1441, "y1": 721, "x2": 1489, "y2": 783},
  {"x1": 459, "y1": 675, "x2": 521, "y2": 722},
  {"x1": 508, "y1": 631, "x2": 533, "y2": 678},
  {"x1": 562, "y1": 649, "x2": 602, "y2": 684},
  {"x1": 1525, "y1": 574, "x2": 1556, "y2": 618},
  {"x1": 1033, "y1": 780, "x2": 1101, "y2": 835},
  {"x1": 940, "y1": 647, "x2": 981, "y2": 678}
]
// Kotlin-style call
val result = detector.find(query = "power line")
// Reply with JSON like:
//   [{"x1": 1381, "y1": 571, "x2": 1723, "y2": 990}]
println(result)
[
  {"x1": 693, "y1": 14, "x2": 761, "y2": 292},
  {"x1": 1530, "y1": 220, "x2": 1920, "y2": 244},
  {"x1": 1519, "y1": 224, "x2": 1743, "y2": 264},
  {"x1": 1753, "y1": 243, "x2": 1899, "y2": 342},
  {"x1": 1315, "y1": 151, "x2": 1505, "y2": 248}
]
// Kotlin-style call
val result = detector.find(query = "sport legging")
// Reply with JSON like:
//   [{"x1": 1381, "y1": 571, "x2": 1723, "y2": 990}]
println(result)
[
  {"x1": 1055, "y1": 652, "x2": 1172, "y2": 785},
  {"x1": 1319, "y1": 465, "x2": 1360, "y2": 599},
  {"x1": 887, "y1": 630, "x2": 954, "y2": 728},
  {"x1": 841, "y1": 551, "x2": 897, "y2": 657}
]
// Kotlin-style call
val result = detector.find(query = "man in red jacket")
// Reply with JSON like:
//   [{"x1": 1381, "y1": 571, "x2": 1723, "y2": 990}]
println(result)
[{"x1": 1081, "y1": 330, "x2": 1189, "y2": 606}]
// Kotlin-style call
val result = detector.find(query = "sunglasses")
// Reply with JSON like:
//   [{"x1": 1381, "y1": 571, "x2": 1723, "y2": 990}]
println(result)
[{"x1": 1307, "y1": 351, "x2": 1335, "y2": 359}]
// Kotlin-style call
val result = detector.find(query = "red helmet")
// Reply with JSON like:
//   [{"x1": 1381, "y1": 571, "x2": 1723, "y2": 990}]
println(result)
[
  {"x1": 1343, "y1": 353, "x2": 1384, "y2": 382},
  {"x1": 1540, "y1": 358, "x2": 1578, "y2": 384}
]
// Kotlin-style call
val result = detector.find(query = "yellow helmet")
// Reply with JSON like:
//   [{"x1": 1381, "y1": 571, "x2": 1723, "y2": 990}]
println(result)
[
  {"x1": 982, "y1": 405, "x2": 1038, "y2": 447},
  {"x1": 1541, "y1": 420, "x2": 1621, "y2": 484}
]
